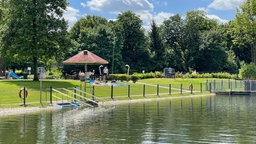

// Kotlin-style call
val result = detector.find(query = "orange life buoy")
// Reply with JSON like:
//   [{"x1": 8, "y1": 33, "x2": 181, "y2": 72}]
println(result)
[{"x1": 19, "y1": 88, "x2": 28, "y2": 99}]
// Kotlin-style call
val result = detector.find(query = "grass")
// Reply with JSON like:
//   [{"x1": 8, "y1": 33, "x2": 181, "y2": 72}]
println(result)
[{"x1": 0, "y1": 78, "x2": 213, "y2": 107}]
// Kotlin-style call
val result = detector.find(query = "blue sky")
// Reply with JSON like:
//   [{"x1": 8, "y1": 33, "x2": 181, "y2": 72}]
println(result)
[{"x1": 64, "y1": 0, "x2": 245, "y2": 29}]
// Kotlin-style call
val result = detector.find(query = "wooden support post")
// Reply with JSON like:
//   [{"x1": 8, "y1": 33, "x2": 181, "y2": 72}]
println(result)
[
  {"x1": 128, "y1": 85, "x2": 131, "y2": 99},
  {"x1": 143, "y1": 84, "x2": 146, "y2": 98},
  {"x1": 50, "y1": 86, "x2": 52, "y2": 104},
  {"x1": 111, "y1": 85, "x2": 114, "y2": 100},
  {"x1": 157, "y1": 84, "x2": 159, "y2": 96},
  {"x1": 180, "y1": 84, "x2": 182, "y2": 94},
  {"x1": 169, "y1": 84, "x2": 171, "y2": 95}
]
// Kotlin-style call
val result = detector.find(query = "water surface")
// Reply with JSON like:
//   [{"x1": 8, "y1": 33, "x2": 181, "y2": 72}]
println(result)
[{"x1": 1, "y1": 95, "x2": 256, "y2": 143}]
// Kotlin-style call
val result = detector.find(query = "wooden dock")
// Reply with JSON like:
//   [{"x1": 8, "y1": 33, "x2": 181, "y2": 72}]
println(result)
[{"x1": 215, "y1": 91, "x2": 252, "y2": 96}]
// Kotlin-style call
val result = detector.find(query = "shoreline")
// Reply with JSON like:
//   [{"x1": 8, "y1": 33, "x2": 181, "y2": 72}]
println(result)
[{"x1": 0, "y1": 93, "x2": 214, "y2": 117}]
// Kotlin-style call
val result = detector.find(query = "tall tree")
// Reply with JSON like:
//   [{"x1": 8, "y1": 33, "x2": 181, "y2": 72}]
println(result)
[
  {"x1": 149, "y1": 20, "x2": 167, "y2": 71},
  {"x1": 183, "y1": 10, "x2": 218, "y2": 71},
  {"x1": 234, "y1": 0, "x2": 256, "y2": 64},
  {"x1": 117, "y1": 11, "x2": 150, "y2": 73},
  {"x1": 197, "y1": 29, "x2": 227, "y2": 72},
  {"x1": 161, "y1": 14, "x2": 185, "y2": 71},
  {"x1": 1, "y1": 0, "x2": 69, "y2": 81},
  {"x1": 68, "y1": 16, "x2": 123, "y2": 74}
]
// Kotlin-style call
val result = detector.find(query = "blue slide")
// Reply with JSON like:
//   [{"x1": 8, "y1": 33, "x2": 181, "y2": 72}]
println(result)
[{"x1": 8, "y1": 72, "x2": 21, "y2": 79}]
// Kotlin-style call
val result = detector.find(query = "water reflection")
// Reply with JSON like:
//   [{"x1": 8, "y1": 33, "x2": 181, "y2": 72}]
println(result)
[{"x1": 1, "y1": 95, "x2": 256, "y2": 143}]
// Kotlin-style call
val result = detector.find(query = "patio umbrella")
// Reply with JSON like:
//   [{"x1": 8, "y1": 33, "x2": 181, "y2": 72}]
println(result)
[{"x1": 63, "y1": 50, "x2": 109, "y2": 73}]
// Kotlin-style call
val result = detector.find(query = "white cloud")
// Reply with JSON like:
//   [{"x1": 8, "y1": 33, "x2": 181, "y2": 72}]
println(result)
[
  {"x1": 63, "y1": 6, "x2": 80, "y2": 28},
  {"x1": 154, "y1": 12, "x2": 174, "y2": 25},
  {"x1": 207, "y1": 14, "x2": 228, "y2": 23},
  {"x1": 82, "y1": 0, "x2": 154, "y2": 13},
  {"x1": 136, "y1": 11, "x2": 173, "y2": 31},
  {"x1": 208, "y1": 0, "x2": 245, "y2": 10}
]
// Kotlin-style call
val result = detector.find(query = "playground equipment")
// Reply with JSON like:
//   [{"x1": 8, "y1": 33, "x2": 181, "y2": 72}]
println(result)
[{"x1": 7, "y1": 71, "x2": 21, "y2": 79}]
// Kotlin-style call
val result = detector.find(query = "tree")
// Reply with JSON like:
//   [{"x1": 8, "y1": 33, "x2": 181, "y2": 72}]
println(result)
[
  {"x1": 1, "y1": 0, "x2": 69, "y2": 81},
  {"x1": 161, "y1": 14, "x2": 185, "y2": 71},
  {"x1": 234, "y1": 0, "x2": 256, "y2": 64},
  {"x1": 117, "y1": 11, "x2": 150, "y2": 73},
  {"x1": 68, "y1": 16, "x2": 123, "y2": 74},
  {"x1": 197, "y1": 29, "x2": 227, "y2": 72},
  {"x1": 183, "y1": 10, "x2": 218, "y2": 71},
  {"x1": 149, "y1": 20, "x2": 167, "y2": 71}
]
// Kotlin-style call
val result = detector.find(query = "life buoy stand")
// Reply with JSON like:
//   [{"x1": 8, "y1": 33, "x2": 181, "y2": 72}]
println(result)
[
  {"x1": 189, "y1": 84, "x2": 193, "y2": 91},
  {"x1": 19, "y1": 88, "x2": 28, "y2": 99}
]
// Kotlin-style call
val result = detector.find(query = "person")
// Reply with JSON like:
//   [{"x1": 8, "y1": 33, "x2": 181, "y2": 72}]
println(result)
[{"x1": 103, "y1": 67, "x2": 108, "y2": 83}]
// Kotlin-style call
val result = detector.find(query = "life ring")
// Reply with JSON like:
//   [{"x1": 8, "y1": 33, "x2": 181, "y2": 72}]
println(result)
[{"x1": 19, "y1": 88, "x2": 28, "y2": 99}]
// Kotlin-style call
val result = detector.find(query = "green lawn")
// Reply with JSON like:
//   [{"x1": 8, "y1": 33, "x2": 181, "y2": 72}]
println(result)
[{"x1": 0, "y1": 78, "x2": 212, "y2": 107}]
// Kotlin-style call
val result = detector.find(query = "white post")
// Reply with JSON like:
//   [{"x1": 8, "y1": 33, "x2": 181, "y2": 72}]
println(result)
[{"x1": 125, "y1": 64, "x2": 130, "y2": 75}]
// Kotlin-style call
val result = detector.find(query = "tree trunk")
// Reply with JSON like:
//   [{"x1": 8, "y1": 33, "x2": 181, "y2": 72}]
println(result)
[
  {"x1": 32, "y1": 0, "x2": 38, "y2": 81},
  {"x1": 33, "y1": 56, "x2": 38, "y2": 81},
  {"x1": 253, "y1": 41, "x2": 256, "y2": 65}
]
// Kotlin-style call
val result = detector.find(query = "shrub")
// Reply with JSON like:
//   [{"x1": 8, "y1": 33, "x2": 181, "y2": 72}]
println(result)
[
  {"x1": 239, "y1": 63, "x2": 256, "y2": 79},
  {"x1": 131, "y1": 75, "x2": 139, "y2": 83}
]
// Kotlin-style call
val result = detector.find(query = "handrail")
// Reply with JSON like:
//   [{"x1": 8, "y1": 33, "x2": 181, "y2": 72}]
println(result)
[
  {"x1": 61, "y1": 88, "x2": 98, "y2": 105},
  {"x1": 52, "y1": 88, "x2": 94, "y2": 108},
  {"x1": 74, "y1": 88, "x2": 106, "y2": 103}
]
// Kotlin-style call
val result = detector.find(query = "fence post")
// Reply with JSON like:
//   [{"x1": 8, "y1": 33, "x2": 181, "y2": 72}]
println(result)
[
  {"x1": 190, "y1": 84, "x2": 193, "y2": 94},
  {"x1": 23, "y1": 87, "x2": 26, "y2": 107},
  {"x1": 214, "y1": 80, "x2": 216, "y2": 91},
  {"x1": 74, "y1": 86, "x2": 77, "y2": 102},
  {"x1": 200, "y1": 83, "x2": 202, "y2": 93},
  {"x1": 111, "y1": 85, "x2": 114, "y2": 100},
  {"x1": 206, "y1": 80, "x2": 208, "y2": 91},
  {"x1": 92, "y1": 85, "x2": 95, "y2": 101},
  {"x1": 50, "y1": 86, "x2": 52, "y2": 104},
  {"x1": 157, "y1": 84, "x2": 159, "y2": 96},
  {"x1": 209, "y1": 82, "x2": 212, "y2": 93},
  {"x1": 221, "y1": 80, "x2": 223, "y2": 90},
  {"x1": 84, "y1": 81, "x2": 86, "y2": 97},
  {"x1": 169, "y1": 84, "x2": 171, "y2": 95},
  {"x1": 128, "y1": 85, "x2": 130, "y2": 99},
  {"x1": 228, "y1": 79, "x2": 230, "y2": 89},
  {"x1": 180, "y1": 84, "x2": 182, "y2": 94},
  {"x1": 143, "y1": 84, "x2": 146, "y2": 98}
]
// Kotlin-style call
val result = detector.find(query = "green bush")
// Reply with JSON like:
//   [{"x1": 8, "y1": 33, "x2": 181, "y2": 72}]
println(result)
[
  {"x1": 239, "y1": 63, "x2": 256, "y2": 79},
  {"x1": 131, "y1": 75, "x2": 139, "y2": 83}
]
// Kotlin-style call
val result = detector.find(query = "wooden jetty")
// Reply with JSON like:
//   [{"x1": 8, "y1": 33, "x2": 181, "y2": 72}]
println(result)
[{"x1": 215, "y1": 91, "x2": 255, "y2": 96}]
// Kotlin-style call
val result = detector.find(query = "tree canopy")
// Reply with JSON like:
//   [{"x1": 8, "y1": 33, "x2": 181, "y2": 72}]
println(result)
[{"x1": 0, "y1": 0, "x2": 255, "y2": 77}]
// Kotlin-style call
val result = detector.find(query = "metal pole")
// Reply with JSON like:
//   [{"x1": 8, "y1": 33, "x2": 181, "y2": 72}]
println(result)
[
  {"x1": 200, "y1": 83, "x2": 202, "y2": 93},
  {"x1": 92, "y1": 86, "x2": 95, "y2": 101},
  {"x1": 128, "y1": 85, "x2": 130, "y2": 99},
  {"x1": 50, "y1": 86, "x2": 52, "y2": 105},
  {"x1": 180, "y1": 84, "x2": 182, "y2": 94},
  {"x1": 169, "y1": 84, "x2": 171, "y2": 95},
  {"x1": 157, "y1": 84, "x2": 159, "y2": 96},
  {"x1": 190, "y1": 84, "x2": 193, "y2": 94},
  {"x1": 112, "y1": 37, "x2": 115, "y2": 74},
  {"x1": 23, "y1": 87, "x2": 26, "y2": 107},
  {"x1": 40, "y1": 79, "x2": 42, "y2": 104},
  {"x1": 84, "y1": 81, "x2": 86, "y2": 97},
  {"x1": 111, "y1": 85, "x2": 114, "y2": 100},
  {"x1": 74, "y1": 86, "x2": 77, "y2": 102},
  {"x1": 143, "y1": 84, "x2": 146, "y2": 98}
]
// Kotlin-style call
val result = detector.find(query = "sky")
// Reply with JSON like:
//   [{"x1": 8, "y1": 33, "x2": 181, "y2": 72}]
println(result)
[{"x1": 64, "y1": 0, "x2": 245, "y2": 29}]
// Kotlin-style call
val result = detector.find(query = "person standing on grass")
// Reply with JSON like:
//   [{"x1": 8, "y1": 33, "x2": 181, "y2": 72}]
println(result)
[{"x1": 103, "y1": 67, "x2": 108, "y2": 83}]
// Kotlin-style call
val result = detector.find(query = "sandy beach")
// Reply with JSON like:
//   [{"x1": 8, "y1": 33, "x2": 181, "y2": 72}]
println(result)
[{"x1": 0, "y1": 93, "x2": 214, "y2": 117}]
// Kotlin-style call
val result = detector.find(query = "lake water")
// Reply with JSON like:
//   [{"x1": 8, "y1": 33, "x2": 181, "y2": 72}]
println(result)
[{"x1": 1, "y1": 95, "x2": 256, "y2": 143}]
